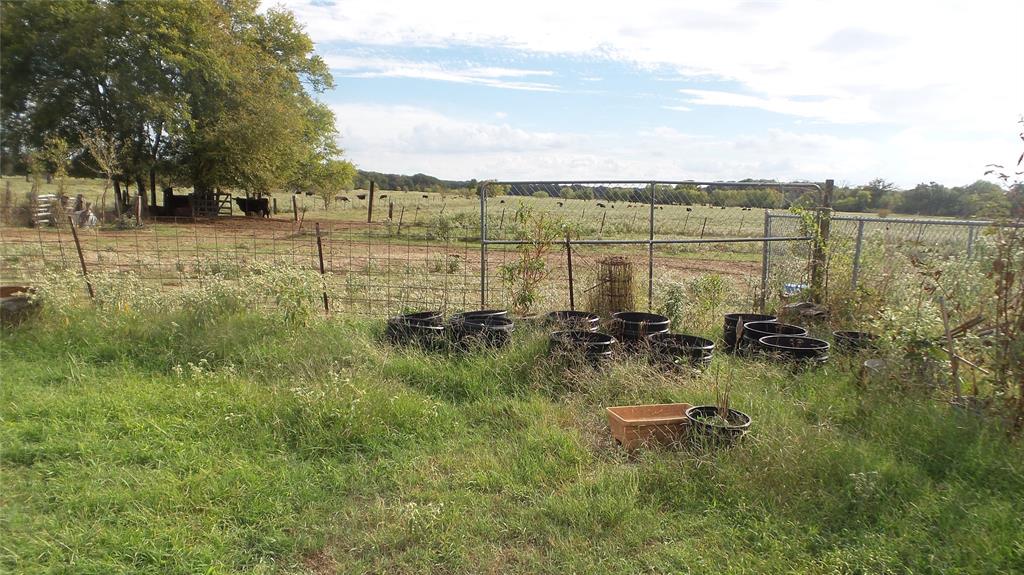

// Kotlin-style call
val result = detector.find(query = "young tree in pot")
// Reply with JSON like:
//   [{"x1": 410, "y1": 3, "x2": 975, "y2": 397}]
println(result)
[
  {"x1": 686, "y1": 374, "x2": 751, "y2": 447},
  {"x1": 498, "y1": 204, "x2": 575, "y2": 317}
]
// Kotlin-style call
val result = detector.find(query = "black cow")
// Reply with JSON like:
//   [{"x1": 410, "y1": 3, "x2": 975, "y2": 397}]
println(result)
[
  {"x1": 557, "y1": 201, "x2": 563, "y2": 207},
  {"x1": 422, "y1": 194, "x2": 429, "y2": 199},
  {"x1": 163, "y1": 188, "x2": 191, "y2": 216},
  {"x1": 596, "y1": 202, "x2": 606, "y2": 208},
  {"x1": 379, "y1": 194, "x2": 388, "y2": 199},
  {"x1": 686, "y1": 207, "x2": 693, "y2": 212},
  {"x1": 234, "y1": 197, "x2": 270, "y2": 217}
]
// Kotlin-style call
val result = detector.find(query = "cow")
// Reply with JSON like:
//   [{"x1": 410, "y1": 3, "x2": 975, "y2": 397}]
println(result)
[
  {"x1": 499, "y1": 199, "x2": 505, "y2": 204},
  {"x1": 686, "y1": 207, "x2": 693, "y2": 212},
  {"x1": 234, "y1": 197, "x2": 270, "y2": 217},
  {"x1": 356, "y1": 194, "x2": 367, "y2": 200},
  {"x1": 596, "y1": 202, "x2": 606, "y2": 208},
  {"x1": 557, "y1": 201, "x2": 563, "y2": 207},
  {"x1": 335, "y1": 195, "x2": 349, "y2": 202},
  {"x1": 163, "y1": 187, "x2": 192, "y2": 216},
  {"x1": 379, "y1": 194, "x2": 388, "y2": 200},
  {"x1": 422, "y1": 194, "x2": 429, "y2": 199}
]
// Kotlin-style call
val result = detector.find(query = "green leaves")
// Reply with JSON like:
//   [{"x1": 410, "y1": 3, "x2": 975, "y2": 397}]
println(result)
[{"x1": 1, "y1": 0, "x2": 340, "y2": 194}]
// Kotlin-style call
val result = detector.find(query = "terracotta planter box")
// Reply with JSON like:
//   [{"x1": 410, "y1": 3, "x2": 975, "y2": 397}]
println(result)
[{"x1": 606, "y1": 403, "x2": 691, "y2": 450}]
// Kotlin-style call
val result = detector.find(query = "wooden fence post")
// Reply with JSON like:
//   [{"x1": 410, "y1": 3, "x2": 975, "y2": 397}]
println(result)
[
  {"x1": 68, "y1": 215, "x2": 94, "y2": 298},
  {"x1": 292, "y1": 194, "x2": 298, "y2": 221},
  {"x1": 367, "y1": 181, "x2": 376, "y2": 223}
]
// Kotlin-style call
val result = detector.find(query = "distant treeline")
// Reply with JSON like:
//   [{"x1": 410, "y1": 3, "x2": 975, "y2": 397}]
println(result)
[
  {"x1": 354, "y1": 170, "x2": 476, "y2": 194},
  {"x1": 358, "y1": 172, "x2": 1021, "y2": 219}
]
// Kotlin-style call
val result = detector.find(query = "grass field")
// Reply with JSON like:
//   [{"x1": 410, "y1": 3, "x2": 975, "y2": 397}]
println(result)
[{"x1": 3, "y1": 301, "x2": 1022, "y2": 573}]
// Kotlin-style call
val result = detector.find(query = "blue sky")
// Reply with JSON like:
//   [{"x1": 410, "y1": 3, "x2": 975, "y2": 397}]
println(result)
[{"x1": 276, "y1": 0, "x2": 1023, "y2": 187}]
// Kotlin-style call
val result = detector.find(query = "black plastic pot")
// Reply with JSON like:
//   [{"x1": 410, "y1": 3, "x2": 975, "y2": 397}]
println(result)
[
  {"x1": 546, "y1": 310, "x2": 600, "y2": 332},
  {"x1": 833, "y1": 330, "x2": 879, "y2": 353},
  {"x1": 685, "y1": 405, "x2": 751, "y2": 446},
  {"x1": 648, "y1": 333, "x2": 714, "y2": 371},
  {"x1": 550, "y1": 330, "x2": 617, "y2": 362},
  {"x1": 758, "y1": 335, "x2": 830, "y2": 364},
  {"x1": 385, "y1": 310, "x2": 445, "y2": 348},
  {"x1": 449, "y1": 314, "x2": 515, "y2": 348},
  {"x1": 611, "y1": 311, "x2": 670, "y2": 347},
  {"x1": 450, "y1": 309, "x2": 508, "y2": 322},
  {"x1": 740, "y1": 321, "x2": 807, "y2": 353},
  {"x1": 722, "y1": 313, "x2": 776, "y2": 353}
]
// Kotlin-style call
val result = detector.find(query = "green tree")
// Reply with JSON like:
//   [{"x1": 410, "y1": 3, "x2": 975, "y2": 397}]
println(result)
[
  {"x1": 309, "y1": 160, "x2": 357, "y2": 209},
  {"x1": 1, "y1": 0, "x2": 339, "y2": 208}
]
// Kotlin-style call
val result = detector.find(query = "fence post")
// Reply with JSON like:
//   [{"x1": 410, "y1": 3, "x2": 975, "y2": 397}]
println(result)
[
  {"x1": 68, "y1": 215, "x2": 94, "y2": 298},
  {"x1": 565, "y1": 234, "x2": 575, "y2": 311},
  {"x1": 479, "y1": 182, "x2": 488, "y2": 307},
  {"x1": 397, "y1": 205, "x2": 405, "y2": 235},
  {"x1": 810, "y1": 179, "x2": 833, "y2": 304},
  {"x1": 851, "y1": 219, "x2": 866, "y2": 289},
  {"x1": 367, "y1": 181, "x2": 376, "y2": 223},
  {"x1": 966, "y1": 225, "x2": 976, "y2": 258},
  {"x1": 647, "y1": 182, "x2": 655, "y2": 311},
  {"x1": 272, "y1": 198, "x2": 277, "y2": 215},
  {"x1": 759, "y1": 209, "x2": 771, "y2": 312},
  {"x1": 315, "y1": 222, "x2": 329, "y2": 313},
  {"x1": 292, "y1": 194, "x2": 298, "y2": 221}
]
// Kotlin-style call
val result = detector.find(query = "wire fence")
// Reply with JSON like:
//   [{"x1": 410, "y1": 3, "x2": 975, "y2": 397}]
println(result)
[
  {"x1": 19, "y1": 178, "x2": 999, "y2": 315},
  {"x1": 764, "y1": 212, "x2": 1023, "y2": 305}
]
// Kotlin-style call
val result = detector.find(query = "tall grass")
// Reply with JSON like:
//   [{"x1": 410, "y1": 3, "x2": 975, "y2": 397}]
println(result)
[{"x1": 2, "y1": 287, "x2": 1023, "y2": 573}]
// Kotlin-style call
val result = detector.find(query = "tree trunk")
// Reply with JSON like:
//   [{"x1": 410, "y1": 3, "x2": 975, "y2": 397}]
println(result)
[
  {"x1": 149, "y1": 168, "x2": 157, "y2": 211},
  {"x1": 113, "y1": 179, "x2": 123, "y2": 216},
  {"x1": 136, "y1": 176, "x2": 147, "y2": 216}
]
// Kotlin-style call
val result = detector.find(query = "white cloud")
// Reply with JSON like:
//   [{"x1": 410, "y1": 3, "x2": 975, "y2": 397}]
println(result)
[
  {"x1": 283, "y1": 0, "x2": 1023, "y2": 129},
  {"x1": 331, "y1": 103, "x2": 993, "y2": 186},
  {"x1": 661, "y1": 105, "x2": 693, "y2": 113},
  {"x1": 322, "y1": 54, "x2": 558, "y2": 91},
  {"x1": 678, "y1": 89, "x2": 880, "y2": 124}
]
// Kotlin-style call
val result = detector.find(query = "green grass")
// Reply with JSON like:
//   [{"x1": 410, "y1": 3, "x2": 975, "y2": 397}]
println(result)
[{"x1": 2, "y1": 306, "x2": 1023, "y2": 574}]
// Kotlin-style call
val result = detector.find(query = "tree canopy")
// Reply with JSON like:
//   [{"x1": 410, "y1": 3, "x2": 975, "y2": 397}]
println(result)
[{"x1": 1, "y1": 0, "x2": 340, "y2": 198}]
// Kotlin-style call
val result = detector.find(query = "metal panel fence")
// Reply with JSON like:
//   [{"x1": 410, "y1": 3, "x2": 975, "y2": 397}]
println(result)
[
  {"x1": 763, "y1": 211, "x2": 1023, "y2": 305},
  {"x1": 2, "y1": 179, "x2": 829, "y2": 318}
]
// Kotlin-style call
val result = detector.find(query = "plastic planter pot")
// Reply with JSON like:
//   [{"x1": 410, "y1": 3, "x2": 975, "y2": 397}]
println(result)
[
  {"x1": 722, "y1": 313, "x2": 776, "y2": 353},
  {"x1": 450, "y1": 309, "x2": 507, "y2": 323},
  {"x1": 449, "y1": 315, "x2": 515, "y2": 348},
  {"x1": 648, "y1": 333, "x2": 714, "y2": 371},
  {"x1": 758, "y1": 335, "x2": 830, "y2": 365},
  {"x1": 685, "y1": 405, "x2": 751, "y2": 446},
  {"x1": 833, "y1": 330, "x2": 879, "y2": 353},
  {"x1": 611, "y1": 311, "x2": 670, "y2": 349},
  {"x1": 740, "y1": 320, "x2": 807, "y2": 354},
  {"x1": 385, "y1": 311, "x2": 445, "y2": 348},
  {"x1": 607, "y1": 403, "x2": 691, "y2": 450},
  {"x1": 550, "y1": 330, "x2": 617, "y2": 363},
  {"x1": 546, "y1": 310, "x2": 601, "y2": 332}
]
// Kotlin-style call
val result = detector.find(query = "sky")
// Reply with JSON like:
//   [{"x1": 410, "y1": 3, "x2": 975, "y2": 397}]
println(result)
[{"x1": 274, "y1": 0, "x2": 1023, "y2": 187}]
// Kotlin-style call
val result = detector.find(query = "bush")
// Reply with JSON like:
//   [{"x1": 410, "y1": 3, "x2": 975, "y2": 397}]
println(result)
[{"x1": 532, "y1": 191, "x2": 549, "y2": 199}]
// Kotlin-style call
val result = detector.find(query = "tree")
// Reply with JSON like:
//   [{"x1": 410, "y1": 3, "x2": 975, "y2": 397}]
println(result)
[
  {"x1": 80, "y1": 129, "x2": 126, "y2": 218},
  {"x1": 1, "y1": 0, "x2": 339, "y2": 208},
  {"x1": 864, "y1": 178, "x2": 897, "y2": 209},
  {"x1": 310, "y1": 160, "x2": 357, "y2": 209}
]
